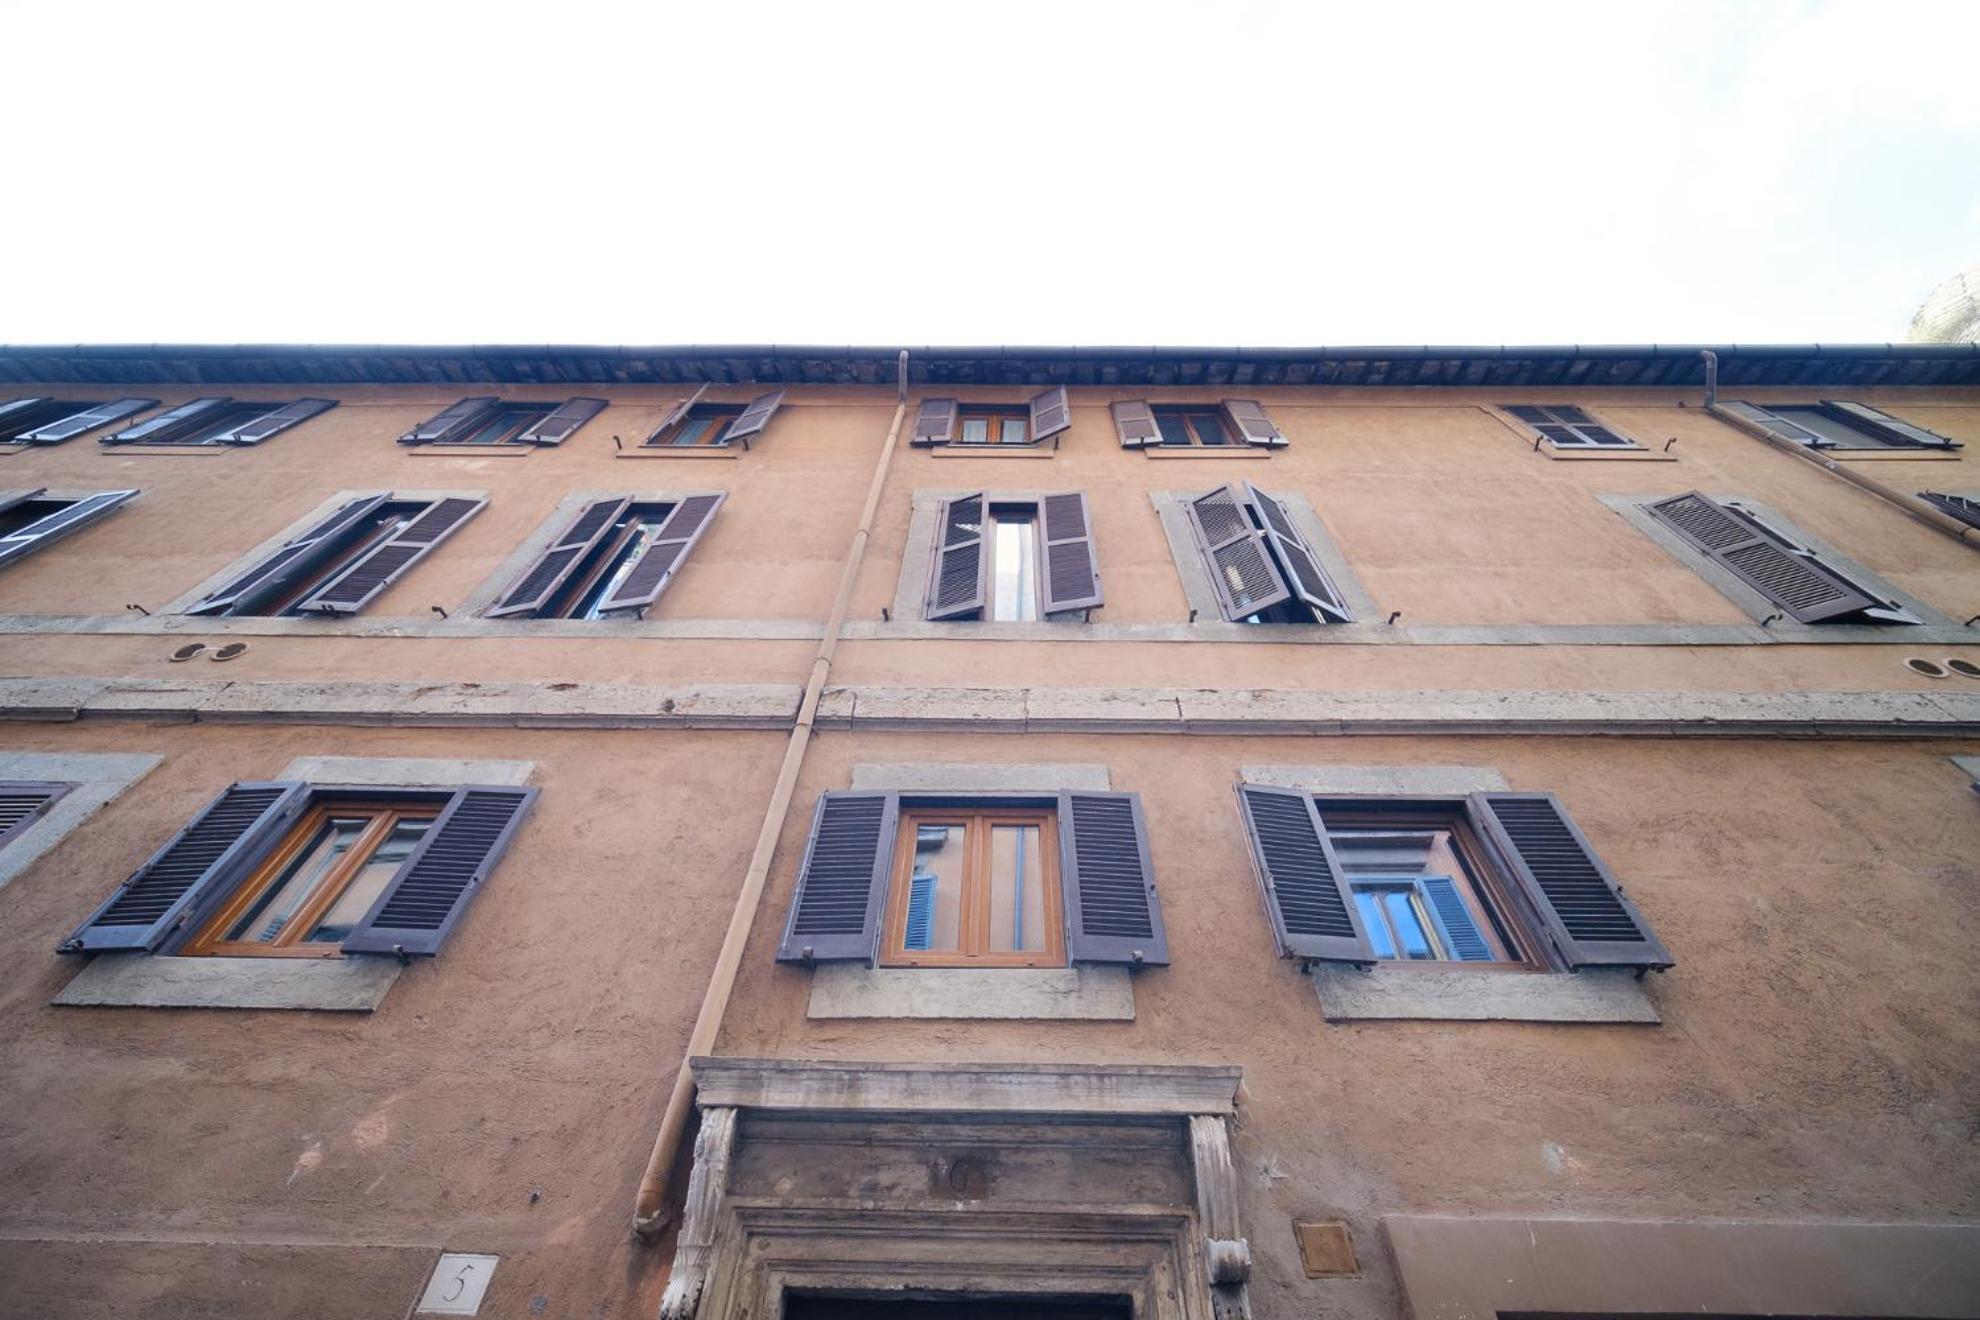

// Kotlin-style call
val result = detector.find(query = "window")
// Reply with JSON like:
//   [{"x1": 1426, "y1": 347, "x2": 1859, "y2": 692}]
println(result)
[
  {"x1": 880, "y1": 807, "x2": 1065, "y2": 967},
  {"x1": 959, "y1": 407, "x2": 1031, "y2": 446},
  {"x1": 642, "y1": 390, "x2": 787, "y2": 449},
  {"x1": 1111, "y1": 399, "x2": 1284, "y2": 449},
  {"x1": 0, "y1": 397, "x2": 155, "y2": 445},
  {"x1": 485, "y1": 493, "x2": 725, "y2": 619},
  {"x1": 1181, "y1": 484, "x2": 1351, "y2": 624},
  {"x1": 1501, "y1": 404, "x2": 1638, "y2": 449},
  {"x1": 0, "y1": 782, "x2": 72, "y2": 851},
  {"x1": 0, "y1": 489, "x2": 139, "y2": 571},
  {"x1": 923, "y1": 492, "x2": 1102, "y2": 621},
  {"x1": 1323, "y1": 803, "x2": 1525, "y2": 965},
  {"x1": 397, "y1": 397, "x2": 605, "y2": 447},
  {"x1": 1720, "y1": 401, "x2": 1961, "y2": 452},
  {"x1": 913, "y1": 390, "x2": 1070, "y2": 448},
  {"x1": 105, "y1": 397, "x2": 336, "y2": 446}
]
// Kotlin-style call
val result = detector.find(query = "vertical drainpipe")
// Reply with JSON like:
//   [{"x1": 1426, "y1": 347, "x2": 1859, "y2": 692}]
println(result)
[{"x1": 631, "y1": 350, "x2": 913, "y2": 1234}]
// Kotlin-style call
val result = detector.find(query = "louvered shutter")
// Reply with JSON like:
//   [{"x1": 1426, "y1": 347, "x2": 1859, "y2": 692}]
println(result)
[
  {"x1": 1543, "y1": 404, "x2": 1631, "y2": 447},
  {"x1": 341, "y1": 786, "x2": 538, "y2": 956},
  {"x1": 1824, "y1": 401, "x2": 1960, "y2": 450},
  {"x1": 594, "y1": 493, "x2": 726, "y2": 615},
  {"x1": 0, "y1": 398, "x2": 45, "y2": 430},
  {"x1": 1029, "y1": 387, "x2": 1072, "y2": 443},
  {"x1": 1236, "y1": 784, "x2": 1373, "y2": 962},
  {"x1": 721, "y1": 390, "x2": 786, "y2": 445},
  {"x1": 1719, "y1": 401, "x2": 1824, "y2": 447},
  {"x1": 1469, "y1": 792, "x2": 1672, "y2": 970},
  {"x1": 1416, "y1": 877, "x2": 1492, "y2": 961},
  {"x1": 775, "y1": 791, "x2": 900, "y2": 964},
  {"x1": 0, "y1": 782, "x2": 69, "y2": 848},
  {"x1": 1184, "y1": 486, "x2": 1290, "y2": 621},
  {"x1": 105, "y1": 397, "x2": 231, "y2": 445},
  {"x1": 294, "y1": 496, "x2": 485, "y2": 615},
  {"x1": 1918, "y1": 490, "x2": 1980, "y2": 531},
  {"x1": 913, "y1": 398, "x2": 959, "y2": 446},
  {"x1": 1058, "y1": 791, "x2": 1168, "y2": 965},
  {"x1": 18, "y1": 398, "x2": 157, "y2": 444},
  {"x1": 486, "y1": 497, "x2": 633, "y2": 618},
  {"x1": 518, "y1": 397, "x2": 607, "y2": 446},
  {"x1": 1645, "y1": 491, "x2": 1876, "y2": 623},
  {"x1": 0, "y1": 490, "x2": 139, "y2": 571},
  {"x1": 0, "y1": 488, "x2": 45, "y2": 516},
  {"x1": 1244, "y1": 483, "x2": 1351, "y2": 622},
  {"x1": 646, "y1": 385, "x2": 710, "y2": 444},
  {"x1": 1039, "y1": 491, "x2": 1104, "y2": 614},
  {"x1": 206, "y1": 398, "x2": 337, "y2": 445},
  {"x1": 924, "y1": 493, "x2": 988, "y2": 620},
  {"x1": 1110, "y1": 400, "x2": 1161, "y2": 448},
  {"x1": 1221, "y1": 399, "x2": 1285, "y2": 448},
  {"x1": 58, "y1": 782, "x2": 308, "y2": 953},
  {"x1": 186, "y1": 495, "x2": 392, "y2": 616},
  {"x1": 398, "y1": 397, "x2": 499, "y2": 445}
]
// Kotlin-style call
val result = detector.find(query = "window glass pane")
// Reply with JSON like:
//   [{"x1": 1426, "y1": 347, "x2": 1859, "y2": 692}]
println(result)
[
  {"x1": 1353, "y1": 889, "x2": 1398, "y2": 958},
  {"x1": 986, "y1": 824, "x2": 1046, "y2": 952},
  {"x1": 306, "y1": 818, "x2": 432, "y2": 943},
  {"x1": 1155, "y1": 413, "x2": 1193, "y2": 446},
  {"x1": 1381, "y1": 888, "x2": 1438, "y2": 959},
  {"x1": 990, "y1": 515, "x2": 1038, "y2": 621},
  {"x1": 225, "y1": 816, "x2": 370, "y2": 943},
  {"x1": 1192, "y1": 412, "x2": 1230, "y2": 446},
  {"x1": 960, "y1": 417, "x2": 990, "y2": 444},
  {"x1": 998, "y1": 417, "x2": 1028, "y2": 445},
  {"x1": 449, "y1": 405, "x2": 546, "y2": 446},
  {"x1": 1775, "y1": 406, "x2": 1892, "y2": 449},
  {"x1": 902, "y1": 823, "x2": 965, "y2": 952},
  {"x1": 672, "y1": 416, "x2": 717, "y2": 447}
]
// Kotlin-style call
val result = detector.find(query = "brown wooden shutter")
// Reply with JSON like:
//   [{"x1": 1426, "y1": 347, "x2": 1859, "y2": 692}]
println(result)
[
  {"x1": 209, "y1": 398, "x2": 338, "y2": 445},
  {"x1": 294, "y1": 496, "x2": 485, "y2": 615},
  {"x1": 1469, "y1": 792, "x2": 1672, "y2": 970},
  {"x1": 0, "y1": 490, "x2": 139, "y2": 571},
  {"x1": 645, "y1": 385, "x2": 710, "y2": 444},
  {"x1": 58, "y1": 782, "x2": 308, "y2": 953},
  {"x1": 1039, "y1": 491, "x2": 1104, "y2": 614},
  {"x1": 398, "y1": 397, "x2": 499, "y2": 445},
  {"x1": 775, "y1": 791, "x2": 900, "y2": 964},
  {"x1": 19, "y1": 397, "x2": 157, "y2": 444},
  {"x1": 1058, "y1": 791, "x2": 1168, "y2": 965},
  {"x1": 0, "y1": 781, "x2": 72, "y2": 849},
  {"x1": 1184, "y1": 486, "x2": 1290, "y2": 621},
  {"x1": 1718, "y1": 401, "x2": 1824, "y2": 446},
  {"x1": 913, "y1": 398, "x2": 959, "y2": 446},
  {"x1": 105, "y1": 397, "x2": 231, "y2": 445},
  {"x1": 721, "y1": 390, "x2": 786, "y2": 445},
  {"x1": 518, "y1": 398, "x2": 607, "y2": 446},
  {"x1": 1824, "y1": 401, "x2": 1960, "y2": 450},
  {"x1": 341, "y1": 786, "x2": 538, "y2": 956},
  {"x1": 1542, "y1": 403, "x2": 1631, "y2": 447},
  {"x1": 1918, "y1": 490, "x2": 1980, "y2": 531},
  {"x1": 1236, "y1": 784, "x2": 1374, "y2": 963},
  {"x1": 1220, "y1": 399, "x2": 1286, "y2": 448},
  {"x1": 486, "y1": 497, "x2": 633, "y2": 618},
  {"x1": 1645, "y1": 491, "x2": 1877, "y2": 623},
  {"x1": 1244, "y1": 483, "x2": 1351, "y2": 622},
  {"x1": 1110, "y1": 399, "x2": 1161, "y2": 448},
  {"x1": 1029, "y1": 387, "x2": 1072, "y2": 443},
  {"x1": 186, "y1": 496, "x2": 392, "y2": 616},
  {"x1": 924, "y1": 493, "x2": 988, "y2": 621},
  {"x1": 594, "y1": 493, "x2": 726, "y2": 616}
]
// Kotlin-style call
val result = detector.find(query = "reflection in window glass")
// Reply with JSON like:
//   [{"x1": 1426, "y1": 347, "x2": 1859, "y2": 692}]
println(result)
[
  {"x1": 991, "y1": 514, "x2": 1038, "y2": 621},
  {"x1": 903, "y1": 822, "x2": 965, "y2": 952},
  {"x1": 987, "y1": 824, "x2": 1046, "y2": 952},
  {"x1": 307, "y1": 819, "x2": 430, "y2": 943},
  {"x1": 225, "y1": 816, "x2": 370, "y2": 943}
]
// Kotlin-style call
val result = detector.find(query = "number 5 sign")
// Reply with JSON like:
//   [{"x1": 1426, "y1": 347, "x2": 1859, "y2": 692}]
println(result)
[{"x1": 417, "y1": 1253, "x2": 500, "y2": 1316}]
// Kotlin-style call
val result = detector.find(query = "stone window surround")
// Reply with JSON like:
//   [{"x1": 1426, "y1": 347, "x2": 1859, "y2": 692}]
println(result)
[
  {"x1": 459, "y1": 487, "x2": 728, "y2": 616},
  {"x1": 895, "y1": 488, "x2": 1103, "y2": 626},
  {"x1": 1152, "y1": 487, "x2": 1379, "y2": 629},
  {"x1": 51, "y1": 754, "x2": 534, "y2": 1013},
  {"x1": 0, "y1": 751, "x2": 162, "y2": 895}
]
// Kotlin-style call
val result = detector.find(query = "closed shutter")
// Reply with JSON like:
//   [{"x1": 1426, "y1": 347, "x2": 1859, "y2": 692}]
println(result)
[
  {"x1": 1029, "y1": 387, "x2": 1072, "y2": 443},
  {"x1": 646, "y1": 385, "x2": 710, "y2": 444},
  {"x1": 1184, "y1": 485, "x2": 1290, "y2": 621},
  {"x1": 339, "y1": 786, "x2": 538, "y2": 956},
  {"x1": 518, "y1": 397, "x2": 607, "y2": 445},
  {"x1": 1505, "y1": 404, "x2": 1631, "y2": 448},
  {"x1": 1469, "y1": 792, "x2": 1672, "y2": 969},
  {"x1": 1244, "y1": 483, "x2": 1352, "y2": 622},
  {"x1": 0, "y1": 781, "x2": 70, "y2": 849},
  {"x1": 209, "y1": 398, "x2": 338, "y2": 445},
  {"x1": 1110, "y1": 400, "x2": 1161, "y2": 449},
  {"x1": 186, "y1": 495, "x2": 392, "y2": 616},
  {"x1": 720, "y1": 390, "x2": 786, "y2": 445},
  {"x1": 398, "y1": 397, "x2": 499, "y2": 445},
  {"x1": 18, "y1": 397, "x2": 157, "y2": 444},
  {"x1": 1235, "y1": 784, "x2": 1373, "y2": 962},
  {"x1": 1221, "y1": 399, "x2": 1286, "y2": 448},
  {"x1": 1719, "y1": 401, "x2": 1825, "y2": 447},
  {"x1": 913, "y1": 398, "x2": 959, "y2": 446},
  {"x1": 293, "y1": 496, "x2": 485, "y2": 615},
  {"x1": 1918, "y1": 490, "x2": 1980, "y2": 531},
  {"x1": 58, "y1": 782, "x2": 308, "y2": 953},
  {"x1": 0, "y1": 490, "x2": 139, "y2": 571},
  {"x1": 1058, "y1": 791, "x2": 1168, "y2": 966},
  {"x1": 105, "y1": 397, "x2": 231, "y2": 445},
  {"x1": 925, "y1": 493, "x2": 988, "y2": 620},
  {"x1": 1039, "y1": 491, "x2": 1104, "y2": 614},
  {"x1": 1416, "y1": 876, "x2": 1492, "y2": 961},
  {"x1": 775, "y1": 791, "x2": 900, "y2": 964},
  {"x1": 486, "y1": 497, "x2": 633, "y2": 618},
  {"x1": 1645, "y1": 491, "x2": 1876, "y2": 623},
  {"x1": 595, "y1": 492, "x2": 726, "y2": 615},
  {"x1": 1825, "y1": 401, "x2": 1960, "y2": 450}
]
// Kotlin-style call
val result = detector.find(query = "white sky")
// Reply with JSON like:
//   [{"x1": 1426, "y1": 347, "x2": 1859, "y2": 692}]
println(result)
[{"x1": 4, "y1": 0, "x2": 1976, "y2": 346}]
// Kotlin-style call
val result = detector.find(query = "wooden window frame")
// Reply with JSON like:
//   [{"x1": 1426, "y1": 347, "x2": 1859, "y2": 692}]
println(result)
[
  {"x1": 879, "y1": 806, "x2": 1066, "y2": 968},
  {"x1": 645, "y1": 403, "x2": 746, "y2": 448},
  {"x1": 181, "y1": 798, "x2": 440, "y2": 958},
  {"x1": 955, "y1": 406, "x2": 1034, "y2": 447},
  {"x1": 1152, "y1": 406, "x2": 1236, "y2": 448}
]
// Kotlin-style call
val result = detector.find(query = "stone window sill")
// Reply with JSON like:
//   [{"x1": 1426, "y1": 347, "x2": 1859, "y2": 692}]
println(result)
[
  {"x1": 1142, "y1": 447, "x2": 1270, "y2": 459},
  {"x1": 1818, "y1": 448, "x2": 1960, "y2": 461},
  {"x1": 614, "y1": 447, "x2": 741, "y2": 460},
  {"x1": 1542, "y1": 444, "x2": 1675, "y2": 461},
  {"x1": 53, "y1": 952, "x2": 404, "y2": 1011},
  {"x1": 807, "y1": 964, "x2": 1134, "y2": 1020},
  {"x1": 1310, "y1": 963, "x2": 1658, "y2": 1023},
  {"x1": 408, "y1": 444, "x2": 533, "y2": 457},
  {"x1": 930, "y1": 446, "x2": 1057, "y2": 459}
]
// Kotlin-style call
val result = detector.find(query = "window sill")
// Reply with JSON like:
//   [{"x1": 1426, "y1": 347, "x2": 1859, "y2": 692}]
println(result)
[
  {"x1": 1309, "y1": 962, "x2": 1658, "y2": 1023},
  {"x1": 1542, "y1": 444, "x2": 1675, "y2": 461},
  {"x1": 615, "y1": 447, "x2": 741, "y2": 460},
  {"x1": 930, "y1": 445, "x2": 1057, "y2": 459},
  {"x1": 101, "y1": 445, "x2": 234, "y2": 456},
  {"x1": 1815, "y1": 447, "x2": 1961, "y2": 462},
  {"x1": 1141, "y1": 447, "x2": 1271, "y2": 459},
  {"x1": 408, "y1": 444, "x2": 534, "y2": 457},
  {"x1": 807, "y1": 963, "x2": 1134, "y2": 1020},
  {"x1": 52, "y1": 952, "x2": 404, "y2": 1011}
]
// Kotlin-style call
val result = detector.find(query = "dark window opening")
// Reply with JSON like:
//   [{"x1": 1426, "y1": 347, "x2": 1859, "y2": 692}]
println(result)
[
  {"x1": 1234, "y1": 504, "x2": 1318, "y2": 624},
  {"x1": 540, "y1": 501, "x2": 677, "y2": 619},
  {"x1": 0, "y1": 499, "x2": 76, "y2": 540},
  {"x1": 441, "y1": 402, "x2": 555, "y2": 446},
  {"x1": 0, "y1": 400, "x2": 101, "y2": 443},
  {"x1": 646, "y1": 404, "x2": 745, "y2": 447},
  {"x1": 1155, "y1": 406, "x2": 1233, "y2": 447}
]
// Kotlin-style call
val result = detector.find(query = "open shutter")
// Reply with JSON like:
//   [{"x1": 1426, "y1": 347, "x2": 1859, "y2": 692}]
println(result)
[
  {"x1": 1542, "y1": 404, "x2": 1631, "y2": 447},
  {"x1": 398, "y1": 397, "x2": 499, "y2": 445},
  {"x1": 1221, "y1": 399, "x2": 1286, "y2": 448},
  {"x1": 187, "y1": 495, "x2": 391, "y2": 616},
  {"x1": 646, "y1": 385, "x2": 710, "y2": 444},
  {"x1": 1469, "y1": 792, "x2": 1672, "y2": 970},
  {"x1": 207, "y1": 398, "x2": 337, "y2": 445},
  {"x1": 0, "y1": 488, "x2": 45, "y2": 516},
  {"x1": 58, "y1": 782, "x2": 307, "y2": 953},
  {"x1": 1645, "y1": 491, "x2": 1876, "y2": 623},
  {"x1": 594, "y1": 493, "x2": 726, "y2": 616},
  {"x1": 1039, "y1": 491, "x2": 1104, "y2": 614},
  {"x1": 518, "y1": 397, "x2": 607, "y2": 446},
  {"x1": 1416, "y1": 877, "x2": 1493, "y2": 961},
  {"x1": 105, "y1": 397, "x2": 230, "y2": 445},
  {"x1": 1236, "y1": 784, "x2": 1374, "y2": 963},
  {"x1": 0, "y1": 490, "x2": 138, "y2": 571},
  {"x1": 1718, "y1": 401, "x2": 1824, "y2": 447},
  {"x1": 1918, "y1": 490, "x2": 1980, "y2": 531},
  {"x1": 1058, "y1": 791, "x2": 1168, "y2": 966},
  {"x1": 924, "y1": 492, "x2": 988, "y2": 621},
  {"x1": 294, "y1": 496, "x2": 485, "y2": 615},
  {"x1": 486, "y1": 497, "x2": 632, "y2": 618},
  {"x1": 1110, "y1": 399, "x2": 1161, "y2": 448},
  {"x1": 775, "y1": 791, "x2": 899, "y2": 964},
  {"x1": 0, "y1": 782, "x2": 71, "y2": 848},
  {"x1": 913, "y1": 398, "x2": 959, "y2": 446},
  {"x1": 721, "y1": 390, "x2": 786, "y2": 445},
  {"x1": 1244, "y1": 483, "x2": 1351, "y2": 622},
  {"x1": 1824, "y1": 401, "x2": 1960, "y2": 450},
  {"x1": 1185, "y1": 485, "x2": 1290, "y2": 621},
  {"x1": 1029, "y1": 387, "x2": 1072, "y2": 443},
  {"x1": 340, "y1": 786, "x2": 538, "y2": 956},
  {"x1": 18, "y1": 397, "x2": 157, "y2": 444}
]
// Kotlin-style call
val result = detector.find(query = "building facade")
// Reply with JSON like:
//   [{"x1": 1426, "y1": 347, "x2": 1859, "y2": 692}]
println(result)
[{"x1": 0, "y1": 343, "x2": 1975, "y2": 1319}]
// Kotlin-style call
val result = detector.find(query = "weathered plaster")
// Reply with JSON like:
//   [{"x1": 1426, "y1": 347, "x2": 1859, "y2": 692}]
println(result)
[
  {"x1": 277, "y1": 754, "x2": 535, "y2": 787},
  {"x1": 52, "y1": 953, "x2": 404, "y2": 1011},
  {"x1": 0, "y1": 751, "x2": 161, "y2": 894},
  {"x1": 1310, "y1": 964, "x2": 1660, "y2": 1023},
  {"x1": 1237, "y1": 764, "x2": 1507, "y2": 794},
  {"x1": 807, "y1": 965, "x2": 1134, "y2": 1020},
  {"x1": 848, "y1": 761, "x2": 1110, "y2": 792}
]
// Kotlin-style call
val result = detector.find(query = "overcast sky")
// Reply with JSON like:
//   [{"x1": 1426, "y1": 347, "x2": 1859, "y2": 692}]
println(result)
[{"x1": 5, "y1": 0, "x2": 1975, "y2": 347}]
